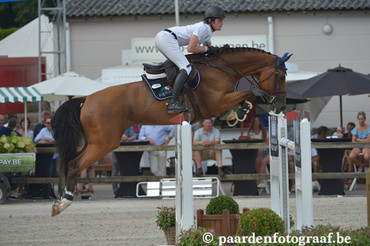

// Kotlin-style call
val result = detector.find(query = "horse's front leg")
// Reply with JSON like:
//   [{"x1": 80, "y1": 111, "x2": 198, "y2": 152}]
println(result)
[{"x1": 216, "y1": 90, "x2": 255, "y2": 115}]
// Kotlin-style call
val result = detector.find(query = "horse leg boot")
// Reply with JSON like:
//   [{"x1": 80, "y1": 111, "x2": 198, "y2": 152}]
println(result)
[
  {"x1": 168, "y1": 69, "x2": 190, "y2": 113},
  {"x1": 51, "y1": 166, "x2": 78, "y2": 216}
]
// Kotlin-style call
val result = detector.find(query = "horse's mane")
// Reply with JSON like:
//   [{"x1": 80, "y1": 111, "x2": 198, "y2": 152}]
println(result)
[{"x1": 187, "y1": 46, "x2": 273, "y2": 61}]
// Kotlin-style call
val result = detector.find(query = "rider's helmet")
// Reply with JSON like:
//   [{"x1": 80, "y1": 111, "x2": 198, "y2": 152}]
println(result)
[{"x1": 204, "y1": 6, "x2": 226, "y2": 22}]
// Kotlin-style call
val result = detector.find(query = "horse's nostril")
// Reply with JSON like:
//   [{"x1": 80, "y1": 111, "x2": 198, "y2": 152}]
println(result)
[{"x1": 281, "y1": 106, "x2": 286, "y2": 111}]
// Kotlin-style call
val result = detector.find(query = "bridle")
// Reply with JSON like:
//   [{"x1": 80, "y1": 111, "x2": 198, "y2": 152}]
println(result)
[{"x1": 195, "y1": 53, "x2": 287, "y2": 105}]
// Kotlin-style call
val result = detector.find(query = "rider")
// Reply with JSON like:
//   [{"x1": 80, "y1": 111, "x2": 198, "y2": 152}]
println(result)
[{"x1": 155, "y1": 6, "x2": 226, "y2": 113}]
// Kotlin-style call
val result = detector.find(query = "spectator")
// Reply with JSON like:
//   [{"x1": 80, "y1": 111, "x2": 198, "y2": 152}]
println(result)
[
  {"x1": 0, "y1": 118, "x2": 21, "y2": 137},
  {"x1": 139, "y1": 125, "x2": 175, "y2": 176},
  {"x1": 18, "y1": 117, "x2": 34, "y2": 139},
  {"x1": 4, "y1": 111, "x2": 17, "y2": 128},
  {"x1": 246, "y1": 115, "x2": 268, "y2": 187},
  {"x1": 33, "y1": 110, "x2": 51, "y2": 138},
  {"x1": 312, "y1": 126, "x2": 330, "y2": 139},
  {"x1": 344, "y1": 122, "x2": 356, "y2": 138},
  {"x1": 332, "y1": 126, "x2": 343, "y2": 138},
  {"x1": 193, "y1": 118, "x2": 223, "y2": 176},
  {"x1": 349, "y1": 111, "x2": 370, "y2": 169},
  {"x1": 34, "y1": 116, "x2": 58, "y2": 198},
  {"x1": 111, "y1": 126, "x2": 140, "y2": 198},
  {"x1": 0, "y1": 114, "x2": 4, "y2": 127}
]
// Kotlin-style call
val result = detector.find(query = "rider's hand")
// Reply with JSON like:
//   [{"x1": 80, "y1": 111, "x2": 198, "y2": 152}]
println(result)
[{"x1": 207, "y1": 46, "x2": 219, "y2": 55}]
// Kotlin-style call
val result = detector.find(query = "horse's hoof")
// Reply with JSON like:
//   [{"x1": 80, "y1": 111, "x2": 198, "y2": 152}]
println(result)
[
  {"x1": 51, "y1": 200, "x2": 60, "y2": 217},
  {"x1": 236, "y1": 109, "x2": 248, "y2": 122},
  {"x1": 225, "y1": 110, "x2": 236, "y2": 121}
]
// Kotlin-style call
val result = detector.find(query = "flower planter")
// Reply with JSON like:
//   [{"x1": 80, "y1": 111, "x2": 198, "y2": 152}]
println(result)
[
  {"x1": 197, "y1": 208, "x2": 249, "y2": 237},
  {"x1": 0, "y1": 153, "x2": 36, "y2": 173},
  {"x1": 163, "y1": 227, "x2": 176, "y2": 245}
]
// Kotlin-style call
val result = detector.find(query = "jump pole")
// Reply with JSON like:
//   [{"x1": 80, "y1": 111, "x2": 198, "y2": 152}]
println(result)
[
  {"x1": 269, "y1": 111, "x2": 313, "y2": 232},
  {"x1": 269, "y1": 112, "x2": 290, "y2": 232},
  {"x1": 175, "y1": 121, "x2": 194, "y2": 236},
  {"x1": 293, "y1": 111, "x2": 313, "y2": 229}
]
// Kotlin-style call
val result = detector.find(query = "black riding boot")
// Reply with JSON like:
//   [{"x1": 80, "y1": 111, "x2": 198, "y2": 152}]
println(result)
[{"x1": 168, "y1": 69, "x2": 190, "y2": 113}]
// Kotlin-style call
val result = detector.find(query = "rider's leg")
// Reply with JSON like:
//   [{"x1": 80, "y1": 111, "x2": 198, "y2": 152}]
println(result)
[
  {"x1": 155, "y1": 31, "x2": 192, "y2": 113},
  {"x1": 168, "y1": 69, "x2": 190, "y2": 113}
]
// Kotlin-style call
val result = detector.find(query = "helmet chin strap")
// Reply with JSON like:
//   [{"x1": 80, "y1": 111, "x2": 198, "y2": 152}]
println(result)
[{"x1": 209, "y1": 18, "x2": 216, "y2": 32}]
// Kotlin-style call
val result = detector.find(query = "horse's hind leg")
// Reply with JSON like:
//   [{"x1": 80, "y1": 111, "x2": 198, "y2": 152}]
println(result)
[{"x1": 52, "y1": 143, "x2": 116, "y2": 216}]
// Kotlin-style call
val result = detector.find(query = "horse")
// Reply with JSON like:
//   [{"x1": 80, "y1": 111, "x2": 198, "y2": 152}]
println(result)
[{"x1": 51, "y1": 47, "x2": 291, "y2": 216}]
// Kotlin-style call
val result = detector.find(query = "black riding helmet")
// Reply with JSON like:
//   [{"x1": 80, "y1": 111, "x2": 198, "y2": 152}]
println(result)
[{"x1": 204, "y1": 6, "x2": 226, "y2": 21}]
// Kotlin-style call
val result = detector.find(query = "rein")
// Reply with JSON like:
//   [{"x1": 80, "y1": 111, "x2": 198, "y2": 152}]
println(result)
[{"x1": 193, "y1": 52, "x2": 287, "y2": 104}]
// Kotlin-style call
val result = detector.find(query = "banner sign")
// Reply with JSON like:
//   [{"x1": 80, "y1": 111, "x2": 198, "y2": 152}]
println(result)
[
  {"x1": 294, "y1": 111, "x2": 301, "y2": 168},
  {"x1": 132, "y1": 35, "x2": 267, "y2": 62},
  {"x1": 0, "y1": 153, "x2": 36, "y2": 173},
  {"x1": 269, "y1": 115, "x2": 279, "y2": 157}
]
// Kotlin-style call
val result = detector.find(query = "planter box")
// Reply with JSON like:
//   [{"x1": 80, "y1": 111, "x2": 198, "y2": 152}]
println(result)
[
  {"x1": 0, "y1": 153, "x2": 36, "y2": 173},
  {"x1": 197, "y1": 209, "x2": 242, "y2": 237}
]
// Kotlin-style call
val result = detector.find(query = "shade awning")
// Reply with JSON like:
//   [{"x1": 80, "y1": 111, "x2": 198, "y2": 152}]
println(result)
[{"x1": 0, "y1": 87, "x2": 43, "y2": 103}]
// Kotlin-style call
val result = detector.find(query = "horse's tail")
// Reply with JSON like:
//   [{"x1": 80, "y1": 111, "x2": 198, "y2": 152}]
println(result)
[{"x1": 52, "y1": 97, "x2": 85, "y2": 180}]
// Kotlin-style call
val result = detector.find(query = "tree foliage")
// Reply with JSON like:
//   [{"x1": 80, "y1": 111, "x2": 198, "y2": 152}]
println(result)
[{"x1": 0, "y1": 0, "x2": 55, "y2": 28}]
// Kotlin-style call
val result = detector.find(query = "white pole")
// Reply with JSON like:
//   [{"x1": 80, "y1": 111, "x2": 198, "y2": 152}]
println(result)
[
  {"x1": 269, "y1": 112, "x2": 290, "y2": 233},
  {"x1": 174, "y1": 0, "x2": 180, "y2": 26},
  {"x1": 24, "y1": 102, "x2": 28, "y2": 137},
  {"x1": 295, "y1": 117, "x2": 313, "y2": 229},
  {"x1": 267, "y1": 16, "x2": 274, "y2": 54},
  {"x1": 175, "y1": 122, "x2": 193, "y2": 236}
]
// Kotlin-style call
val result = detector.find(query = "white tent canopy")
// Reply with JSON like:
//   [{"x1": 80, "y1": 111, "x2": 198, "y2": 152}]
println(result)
[
  {"x1": 0, "y1": 87, "x2": 43, "y2": 137},
  {"x1": 30, "y1": 71, "x2": 108, "y2": 101}
]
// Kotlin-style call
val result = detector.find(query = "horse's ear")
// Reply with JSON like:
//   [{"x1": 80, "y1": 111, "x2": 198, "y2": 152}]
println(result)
[{"x1": 281, "y1": 53, "x2": 293, "y2": 63}]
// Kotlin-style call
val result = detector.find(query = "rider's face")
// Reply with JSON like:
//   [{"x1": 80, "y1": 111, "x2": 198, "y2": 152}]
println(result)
[{"x1": 212, "y1": 18, "x2": 223, "y2": 31}]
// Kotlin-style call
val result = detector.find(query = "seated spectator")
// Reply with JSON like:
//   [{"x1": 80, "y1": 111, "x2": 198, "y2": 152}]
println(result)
[
  {"x1": 332, "y1": 126, "x2": 343, "y2": 138},
  {"x1": 193, "y1": 118, "x2": 223, "y2": 176},
  {"x1": 0, "y1": 118, "x2": 21, "y2": 137},
  {"x1": 33, "y1": 110, "x2": 51, "y2": 138},
  {"x1": 343, "y1": 122, "x2": 356, "y2": 172},
  {"x1": 349, "y1": 111, "x2": 370, "y2": 169},
  {"x1": 18, "y1": 117, "x2": 34, "y2": 139},
  {"x1": 246, "y1": 115, "x2": 268, "y2": 187},
  {"x1": 0, "y1": 114, "x2": 4, "y2": 127},
  {"x1": 4, "y1": 111, "x2": 17, "y2": 128},
  {"x1": 344, "y1": 122, "x2": 356, "y2": 139}
]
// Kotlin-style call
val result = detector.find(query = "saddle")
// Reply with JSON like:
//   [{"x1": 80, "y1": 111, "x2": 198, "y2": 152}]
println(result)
[
  {"x1": 142, "y1": 60, "x2": 200, "y2": 101},
  {"x1": 142, "y1": 60, "x2": 202, "y2": 119}
]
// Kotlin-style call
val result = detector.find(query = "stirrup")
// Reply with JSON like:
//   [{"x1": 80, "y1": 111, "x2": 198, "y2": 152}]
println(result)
[{"x1": 167, "y1": 102, "x2": 190, "y2": 113}]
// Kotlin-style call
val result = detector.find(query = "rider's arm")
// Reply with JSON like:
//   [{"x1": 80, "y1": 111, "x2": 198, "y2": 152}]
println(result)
[{"x1": 187, "y1": 35, "x2": 208, "y2": 53}]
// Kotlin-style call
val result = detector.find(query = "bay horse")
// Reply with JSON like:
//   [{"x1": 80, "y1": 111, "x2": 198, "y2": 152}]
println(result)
[{"x1": 51, "y1": 47, "x2": 291, "y2": 216}]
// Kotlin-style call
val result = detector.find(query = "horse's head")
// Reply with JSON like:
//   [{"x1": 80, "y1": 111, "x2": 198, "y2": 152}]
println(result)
[{"x1": 257, "y1": 52, "x2": 292, "y2": 114}]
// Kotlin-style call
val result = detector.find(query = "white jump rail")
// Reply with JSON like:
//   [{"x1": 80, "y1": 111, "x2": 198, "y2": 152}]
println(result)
[{"x1": 135, "y1": 177, "x2": 222, "y2": 199}]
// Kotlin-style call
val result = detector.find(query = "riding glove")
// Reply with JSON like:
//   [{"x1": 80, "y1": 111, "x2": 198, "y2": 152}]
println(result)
[{"x1": 207, "y1": 46, "x2": 219, "y2": 55}]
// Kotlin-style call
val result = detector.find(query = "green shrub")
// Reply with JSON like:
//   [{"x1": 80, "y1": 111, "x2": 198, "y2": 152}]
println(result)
[
  {"x1": 0, "y1": 27, "x2": 19, "y2": 41},
  {"x1": 236, "y1": 208, "x2": 285, "y2": 239},
  {"x1": 205, "y1": 195, "x2": 239, "y2": 215}
]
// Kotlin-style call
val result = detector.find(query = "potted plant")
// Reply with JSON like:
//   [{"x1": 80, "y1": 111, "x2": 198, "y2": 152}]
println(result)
[
  {"x1": 197, "y1": 195, "x2": 242, "y2": 237},
  {"x1": 156, "y1": 206, "x2": 176, "y2": 245}
]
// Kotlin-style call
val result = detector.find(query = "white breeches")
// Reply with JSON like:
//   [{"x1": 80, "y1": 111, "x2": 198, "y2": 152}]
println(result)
[{"x1": 155, "y1": 31, "x2": 192, "y2": 75}]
